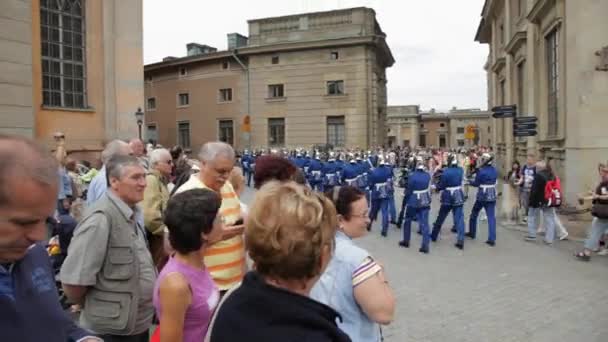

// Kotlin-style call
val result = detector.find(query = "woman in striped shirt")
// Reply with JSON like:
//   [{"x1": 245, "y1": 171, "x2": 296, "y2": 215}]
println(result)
[{"x1": 312, "y1": 186, "x2": 396, "y2": 342}]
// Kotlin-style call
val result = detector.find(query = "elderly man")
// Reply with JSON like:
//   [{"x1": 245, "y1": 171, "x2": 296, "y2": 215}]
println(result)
[
  {"x1": 142, "y1": 148, "x2": 172, "y2": 268},
  {"x1": 130, "y1": 138, "x2": 149, "y2": 170},
  {"x1": 175, "y1": 142, "x2": 245, "y2": 295},
  {"x1": 0, "y1": 134, "x2": 98, "y2": 342},
  {"x1": 86, "y1": 140, "x2": 132, "y2": 206},
  {"x1": 61, "y1": 155, "x2": 156, "y2": 341}
]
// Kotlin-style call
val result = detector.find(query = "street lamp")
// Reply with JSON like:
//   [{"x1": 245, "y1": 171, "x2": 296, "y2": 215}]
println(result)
[{"x1": 134, "y1": 107, "x2": 144, "y2": 140}]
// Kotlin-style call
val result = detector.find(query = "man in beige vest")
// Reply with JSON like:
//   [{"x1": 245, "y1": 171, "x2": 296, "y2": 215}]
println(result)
[{"x1": 61, "y1": 155, "x2": 157, "y2": 342}]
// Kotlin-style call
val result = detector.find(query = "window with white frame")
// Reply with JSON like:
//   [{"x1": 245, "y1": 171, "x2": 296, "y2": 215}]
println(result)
[
  {"x1": 177, "y1": 121, "x2": 190, "y2": 148},
  {"x1": 178, "y1": 93, "x2": 189, "y2": 107},
  {"x1": 41, "y1": 0, "x2": 87, "y2": 108},
  {"x1": 146, "y1": 97, "x2": 156, "y2": 110},
  {"x1": 219, "y1": 88, "x2": 232, "y2": 102},
  {"x1": 326, "y1": 116, "x2": 345, "y2": 147},
  {"x1": 218, "y1": 120, "x2": 234, "y2": 146},
  {"x1": 327, "y1": 80, "x2": 344, "y2": 95},
  {"x1": 268, "y1": 84, "x2": 284, "y2": 98},
  {"x1": 268, "y1": 118, "x2": 285, "y2": 146},
  {"x1": 546, "y1": 29, "x2": 559, "y2": 137}
]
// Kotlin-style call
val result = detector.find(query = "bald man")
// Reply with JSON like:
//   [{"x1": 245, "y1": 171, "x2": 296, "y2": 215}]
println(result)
[{"x1": 0, "y1": 134, "x2": 99, "y2": 342}]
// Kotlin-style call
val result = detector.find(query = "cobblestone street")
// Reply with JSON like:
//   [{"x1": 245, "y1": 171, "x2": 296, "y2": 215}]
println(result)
[{"x1": 243, "y1": 187, "x2": 608, "y2": 342}]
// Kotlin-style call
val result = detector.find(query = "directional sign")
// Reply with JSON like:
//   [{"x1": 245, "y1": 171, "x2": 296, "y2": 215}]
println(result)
[
  {"x1": 492, "y1": 112, "x2": 515, "y2": 118},
  {"x1": 492, "y1": 105, "x2": 517, "y2": 112},
  {"x1": 513, "y1": 122, "x2": 537, "y2": 130},
  {"x1": 514, "y1": 116, "x2": 538, "y2": 123},
  {"x1": 514, "y1": 129, "x2": 537, "y2": 137}
]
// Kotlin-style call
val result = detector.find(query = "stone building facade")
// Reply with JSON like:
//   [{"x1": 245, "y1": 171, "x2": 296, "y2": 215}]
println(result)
[
  {"x1": 475, "y1": 0, "x2": 608, "y2": 204},
  {"x1": 144, "y1": 7, "x2": 394, "y2": 151},
  {"x1": 0, "y1": 0, "x2": 144, "y2": 155},
  {"x1": 386, "y1": 106, "x2": 492, "y2": 149}
]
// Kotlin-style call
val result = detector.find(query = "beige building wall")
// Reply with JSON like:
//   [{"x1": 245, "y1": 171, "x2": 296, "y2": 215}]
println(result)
[
  {"x1": 475, "y1": 0, "x2": 608, "y2": 205},
  {"x1": 145, "y1": 7, "x2": 394, "y2": 151},
  {"x1": 0, "y1": 0, "x2": 34, "y2": 137},
  {"x1": 419, "y1": 116, "x2": 449, "y2": 148},
  {"x1": 0, "y1": 0, "x2": 143, "y2": 155},
  {"x1": 145, "y1": 55, "x2": 242, "y2": 150}
]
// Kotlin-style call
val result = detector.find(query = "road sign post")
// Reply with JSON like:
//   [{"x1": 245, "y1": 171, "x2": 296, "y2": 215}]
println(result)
[
  {"x1": 513, "y1": 116, "x2": 538, "y2": 137},
  {"x1": 492, "y1": 105, "x2": 517, "y2": 118}
]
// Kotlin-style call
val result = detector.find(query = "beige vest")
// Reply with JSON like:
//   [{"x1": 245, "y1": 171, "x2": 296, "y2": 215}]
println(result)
[{"x1": 79, "y1": 193, "x2": 145, "y2": 335}]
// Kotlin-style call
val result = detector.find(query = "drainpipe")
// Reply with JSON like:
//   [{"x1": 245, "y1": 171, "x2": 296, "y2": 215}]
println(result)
[{"x1": 231, "y1": 50, "x2": 251, "y2": 149}]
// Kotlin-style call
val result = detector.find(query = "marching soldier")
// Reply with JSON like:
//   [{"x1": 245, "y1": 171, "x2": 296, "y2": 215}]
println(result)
[
  {"x1": 467, "y1": 153, "x2": 498, "y2": 246},
  {"x1": 399, "y1": 156, "x2": 432, "y2": 254},
  {"x1": 430, "y1": 153, "x2": 467, "y2": 250},
  {"x1": 368, "y1": 157, "x2": 393, "y2": 237}
]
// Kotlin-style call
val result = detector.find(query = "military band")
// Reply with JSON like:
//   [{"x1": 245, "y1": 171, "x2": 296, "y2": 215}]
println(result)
[{"x1": 238, "y1": 146, "x2": 498, "y2": 254}]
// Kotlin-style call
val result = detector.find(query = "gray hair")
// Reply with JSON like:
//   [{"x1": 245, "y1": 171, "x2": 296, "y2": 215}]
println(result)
[
  {"x1": 105, "y1": 155, "x2": 143, "y2": 187},
  {"x1": 149, "y1": 148, "x2": 171, "y2": 167},
  {"x1": 101, "y1": 140, "x2": 130, "y2": 164},
  {"x1": 198, "y1": 142, "x2": 235, "y2": 162},
  {"x1": 0, "y1": 134, "x2": 59, "y2": 205}
]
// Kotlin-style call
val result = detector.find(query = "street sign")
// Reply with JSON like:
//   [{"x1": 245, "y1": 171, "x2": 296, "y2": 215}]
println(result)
[
  {"x1": 492, "y1": 104, "x2": 517, "y2": 118},
  {"x1": 513, "y1": 122, "x2": 537, "y2": 130},
  {"x1": 514, "y1": 116, "x2": 538, "y2": 123},
  {"x1": 514, "y1": 129, "x2": 537, "y2": 137}
]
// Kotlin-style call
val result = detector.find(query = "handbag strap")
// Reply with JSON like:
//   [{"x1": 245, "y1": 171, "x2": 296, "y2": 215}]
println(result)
[{"x1": 204, "y1": 282, "x2": 242, "y2": 342}]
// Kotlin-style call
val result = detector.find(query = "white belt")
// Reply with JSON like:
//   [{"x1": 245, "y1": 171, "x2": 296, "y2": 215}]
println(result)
[
  {"x1": 326, "y1": 173, "x2": 336, "y2": 176},
  {"x1": 480, "y1": 184, "x2": 496, "y2": 191},
  {"x1": 375, "y1": 182, "x2": 388, "y2": 189},
  {"x1": 346, "y1": 178, "x2": 358, "y2": 183},
  {"x1": 312, "y1": 171, "x2": 321, "y2": 175},
  {"x1": 413, "y1": 188, "x2": 430, "y2": 198},
  {"x1": 446, "y1": 186, "x2": 462, "y2": 193}
]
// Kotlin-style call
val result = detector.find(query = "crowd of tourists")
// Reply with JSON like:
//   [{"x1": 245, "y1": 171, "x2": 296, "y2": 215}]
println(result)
[{"x1": 1, "y1": 132, "x2": 606, "y2": 342}]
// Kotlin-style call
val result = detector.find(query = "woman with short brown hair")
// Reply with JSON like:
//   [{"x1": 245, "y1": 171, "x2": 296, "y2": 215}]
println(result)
[{"x1": 207, "y1": 181, "x2": 351, "y2": 342}]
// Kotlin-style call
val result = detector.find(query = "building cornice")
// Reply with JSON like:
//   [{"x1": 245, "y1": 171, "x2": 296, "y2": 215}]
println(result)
[
  {"x1": 527, "y1": 0, "x2": 553, "y2": 23},
  {"x1": 491, "y1": 57, "x2": 506, "y2": 73},
  {"x1": 505, "y1": 31, "x2": 527, "y2": 55},
  {"x1": 145, "y1": 35, "x2": 394, "y2": 72}
]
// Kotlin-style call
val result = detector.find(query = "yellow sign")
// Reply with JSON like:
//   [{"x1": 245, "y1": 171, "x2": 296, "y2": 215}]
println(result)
[
  {"x1": 242, "y1": 115, "x2": 251, "y2": 133},
  {"x1": 464, "y1": 125, "x2": 476, "y2": 140}
]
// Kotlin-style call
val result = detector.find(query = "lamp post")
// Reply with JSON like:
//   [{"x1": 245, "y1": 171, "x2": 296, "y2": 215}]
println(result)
[{"x1": 134, "y1": 107, "x2": 144, "y2": 140}]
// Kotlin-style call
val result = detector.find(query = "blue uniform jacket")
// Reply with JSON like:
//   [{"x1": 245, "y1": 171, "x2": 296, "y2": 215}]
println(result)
[
  {"x1": 469, "y1": 165, "x2": 498, "y2": 202},
  {"x1": 342, "y1": 162, "x2": 360, "y2": 186},
  {"x1": 405, "y1": 169, "x2": 432, "y2": 208},
  {"x1": 368, "y1": 165, "x2": 393, "y2": 200},
  {"x1": 294, "y1": 156, "x2": 307, "y2": 169},
  {"x1": 437, "y1": 166, "x2": 465, "y2": 206},
  {"x1": 322, "y1": 161, "x2": 340, "y2": 186},
  {"x1": 241, "y1": 154, "x2": 251, "y2": 171},
  {"x1": 308, "y1": 159, "x2": 323, "y2": 183}
]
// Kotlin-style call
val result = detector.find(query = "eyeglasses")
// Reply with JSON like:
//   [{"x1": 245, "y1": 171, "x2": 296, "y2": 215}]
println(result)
[{"x1": 350, "y1": 211, "x2": 369, "y2": 219}]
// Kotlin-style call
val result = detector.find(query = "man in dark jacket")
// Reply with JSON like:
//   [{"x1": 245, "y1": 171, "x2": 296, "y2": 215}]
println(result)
[
  {"x1": 525, "y1": 161, "x2": 558, "y2": 244},
  {"x1": 0, "y1": 134, "x2": 98, "y2": 342}
]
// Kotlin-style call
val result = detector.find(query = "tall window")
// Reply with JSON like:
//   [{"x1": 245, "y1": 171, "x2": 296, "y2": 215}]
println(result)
[
  {"x1": 146, "y1": 97, "x2": 156, "y2": 111},
  {"x1": 218, "y1": 120, "x2": 234, "y2": 146},
  {"x1": 146, "y1": 124, "x2": 158, "y2": 144},
  {"x1": 41, "y1": 0, "x2": 86, "y2": 108},
  {"x1": 439, "y1": 135, "x2": 446, "y2": 148},
  {"x1": 546, "y1": 29, "x2": 559, "y2": 136},
  {"x1": 419, "y1": 134, "x2": 426, "y2": 147},
  {"x1": 219, "y1": 88, "x2": 232, "y2": 102},
  {"x1": 268, "y1": 118, "x2": 285, "y2": 146},
  {"x1": 517, "y1": 61, "x2": 526, "y2": 116},
  {"x1": 499, "y1": 79, "x2": 506, "y2": 142},
  {"x1": 327, "y1": 81, "x2": 344, "y2": 95},
  {"x1": 326, "y1": 116, "x2": 345, "y2": 147},
  {"x1": 177, "y1": 121, "x2": 190, "y2": 148},
  {"x1": 268, "y1": 84, "x2": 284, "y2": 98}
]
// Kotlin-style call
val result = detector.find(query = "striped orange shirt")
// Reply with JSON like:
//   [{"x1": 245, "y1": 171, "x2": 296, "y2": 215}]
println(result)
[{"x1": 175, "y1": 174, "x2": 245, "y2": 290}]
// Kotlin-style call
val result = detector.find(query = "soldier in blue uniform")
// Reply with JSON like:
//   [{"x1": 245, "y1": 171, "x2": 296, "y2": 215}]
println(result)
[
  {"x1": 322, "y1": 152, "x2": 340, "y2": 193},
  {"x1": 308, "y1": 152, "x2": 324, "y2": 192},
  {"x1": 342, "y1": 155, "x2": 361, "y2": 188},
  {"x1": 467, "y1": 153, "x2": 498, "y2": 246},
  {"x1": 335, "y1": 153, "x2": 345, "y2": 185},
  {"x1": 293, "y1": 150, "x2": 307, "y2": 170},
  {"x1": 430, "y1": 154, "x2": 467, "y2": 249},
  {"x1": 368, "y1": 157, "x2": 393, "y2": 237},
  {"x1": 241, "y1": 150, "x2": 252, "y2": 186},
  {"x1": 387, "y1": 161, "x2": 398, "y2": 226},
  {"x1": 399, "y1": 157, "x2": 432, "y2": 254}
]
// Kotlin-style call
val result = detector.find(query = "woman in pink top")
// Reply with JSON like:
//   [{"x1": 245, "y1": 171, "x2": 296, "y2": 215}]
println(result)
[{"x1": 153, "y1": 188, "x2": 223, "y2": 342}]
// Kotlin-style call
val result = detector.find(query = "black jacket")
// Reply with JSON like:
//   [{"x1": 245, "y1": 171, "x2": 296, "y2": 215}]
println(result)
[
  {"x1": 528, "y1": 170, "x2": 553, "y2": 208},
  {"x1": 210, "y1": 271, "x2": 351, "y2": 342}
]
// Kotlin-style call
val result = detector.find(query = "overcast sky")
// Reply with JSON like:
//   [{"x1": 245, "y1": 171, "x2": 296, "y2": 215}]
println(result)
[{"x1": 144, "y1": 0, "x2": 489, "y2": 111}]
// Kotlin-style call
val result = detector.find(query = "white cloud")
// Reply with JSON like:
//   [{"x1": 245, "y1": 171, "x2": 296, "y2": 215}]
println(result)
[{"x1": 144, "y1": 0, "x2": 488, "y2": 110}]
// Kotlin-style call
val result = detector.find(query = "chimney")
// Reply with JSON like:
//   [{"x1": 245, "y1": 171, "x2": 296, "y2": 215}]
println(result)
[
  {"x1": 227, "y1": 33, "x2": 248, "y2": 50},
  {"x1": 186, "y1": 43, "x2": 217, "y2": 56}
]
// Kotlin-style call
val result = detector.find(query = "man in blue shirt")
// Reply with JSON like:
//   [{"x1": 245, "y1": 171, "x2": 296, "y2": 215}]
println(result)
[
  {"x1": 399, "y1": 157, "x2": 432, "y2": 254},
  {"x1": 368, "y1": 158, "x2": 393, "y2": 237},
  {"x1": 467, "y1": 153, "x2": 499, "y2": 246},
  {"x1": 86, "y1": 139, "x2": 132, "y2": 206},
  {"x1": 0, "y1": 134, "x2": 98, "y2": 342}
]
